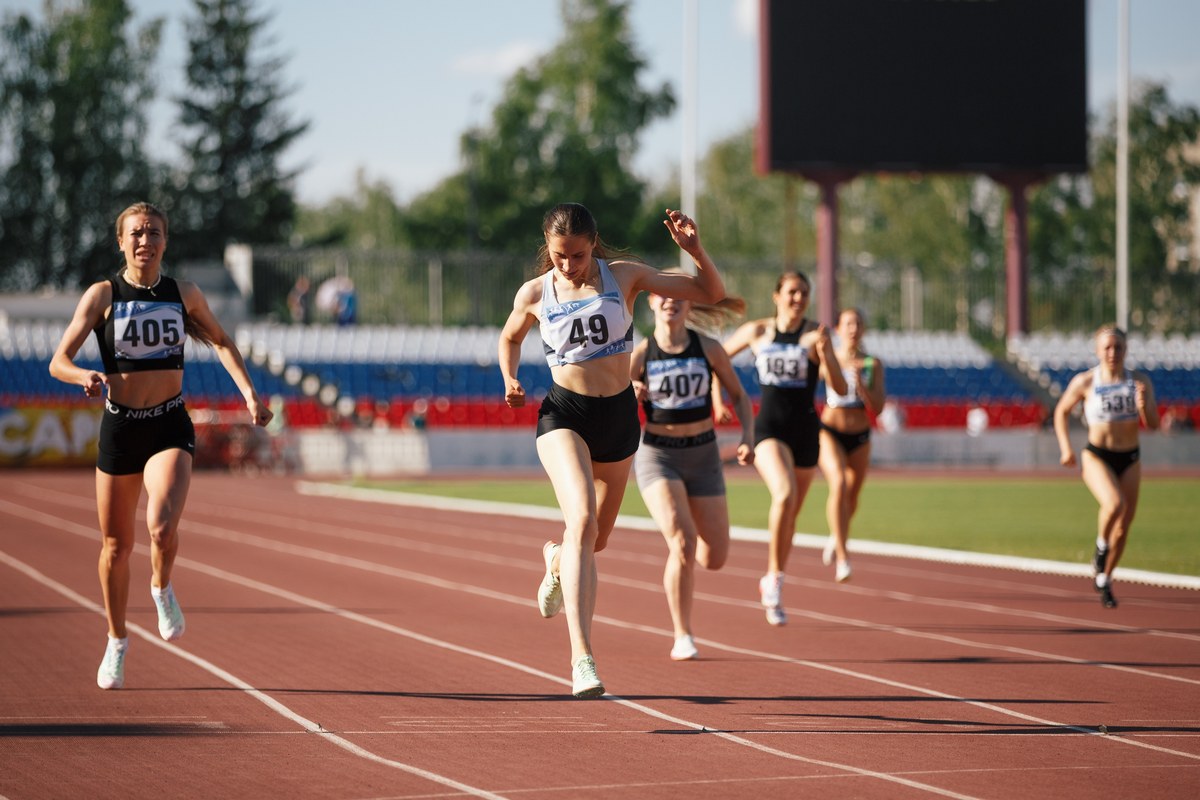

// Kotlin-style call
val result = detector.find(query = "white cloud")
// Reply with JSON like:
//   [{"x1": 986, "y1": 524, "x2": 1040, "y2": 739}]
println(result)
[
  {"x1": 734, "y1": 0, "x2": 758, "y2": 39},
  {"x1": 452, "y1": 41, "x2": 542, "y2": 76}
]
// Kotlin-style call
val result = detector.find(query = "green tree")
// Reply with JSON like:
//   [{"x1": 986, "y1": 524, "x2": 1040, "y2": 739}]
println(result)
[
  {"x1": 0, "y1": 0, "x2": 161, "y2": 290},
  {"x1": 294, "y1": 169, "x2": 408, "y2": 249},
  {"x1": 690, "y1": 127, "x2": 1008, "y2": 332},
  {"x1": 1029, "y1": 81, "x2": 1200, "y2": 331},
  {"x1": 405, "y1": 0, "x2": 674, "y2": 254},
  {"x1": 694, "y1": 128, "x2": 815, "y2": 262},
  {"x1": 165, "y1": 0, "x2": 308, "y2": 261}
]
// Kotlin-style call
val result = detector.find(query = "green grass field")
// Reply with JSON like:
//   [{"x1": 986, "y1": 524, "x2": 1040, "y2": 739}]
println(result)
[{"x1": 356, "y1": 473, "x2": 1199, "y2": 577}]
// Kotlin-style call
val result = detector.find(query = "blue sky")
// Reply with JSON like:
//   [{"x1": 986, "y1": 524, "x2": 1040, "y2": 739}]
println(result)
[{"x1": 4, "y1": 0, "x2": 1199, "y2": 206}]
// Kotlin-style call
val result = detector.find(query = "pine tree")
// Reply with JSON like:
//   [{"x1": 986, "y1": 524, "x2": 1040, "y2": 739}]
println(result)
[
  {"x1": 404, "y1": 0, "x2": 674, "y2": 253},
  {"x1": 168, "y1": 0, "x2": 308, "y2": 260},
  {"x1": 0, "y1": 0, "x2": 160, "y2": 289}
]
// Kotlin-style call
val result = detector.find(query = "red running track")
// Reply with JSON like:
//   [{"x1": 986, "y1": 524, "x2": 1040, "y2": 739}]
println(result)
[{"x1": 1, "y1": 471, "x2": 1198, "y2": 799}]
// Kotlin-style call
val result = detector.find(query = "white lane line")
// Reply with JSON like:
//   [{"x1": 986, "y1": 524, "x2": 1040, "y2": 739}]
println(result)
[
  {"x1": 296, "y1": 482, "x2": 1200, "y2": 591},
  {"x1": 0, "y1": 549, "x2": 508, "y2": 800},
  {"x1": 5, "y1": 498, "x2": 1200, "y2": 771},
  {"x1": 5, "y1": 492, "x2": 1197, "y2": 696},
  {"x1": 160, "y1": 514, "x2": 1200, "y2": 689},
  {"x1": 16, "y1": 484, "x2": 1198, "y2": 643},
  {"x1": 602, "y1": 573, "x2": 1200, "y2": 688},
  {"x1": 0, "y1": 554, "x2": 980, "y2": 800}
]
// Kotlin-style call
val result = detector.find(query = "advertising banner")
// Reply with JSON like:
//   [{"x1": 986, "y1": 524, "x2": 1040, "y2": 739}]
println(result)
[{"x1": 0, "y1": 406, "x2": 103, "y2": 467}]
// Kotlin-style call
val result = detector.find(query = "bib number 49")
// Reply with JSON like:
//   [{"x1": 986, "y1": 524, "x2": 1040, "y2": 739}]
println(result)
[{"x1": 568, "y1": 315, "x2": 609, "y2": 347}]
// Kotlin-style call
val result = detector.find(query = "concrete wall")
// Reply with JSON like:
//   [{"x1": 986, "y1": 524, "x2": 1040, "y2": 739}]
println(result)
[{"x1": 285, "y1": 426, "x2": 1200, "y2": 477}]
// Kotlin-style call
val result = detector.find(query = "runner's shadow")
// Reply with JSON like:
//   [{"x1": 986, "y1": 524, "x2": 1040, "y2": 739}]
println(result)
[
  {"x1": 0, "y1": 607, "x2": 95, "y2": 617},
  {"x1": 873, "y1": 655, "x2": 1200, "y2": 668},
  {"x1": 0, "y1": 722, "x2": 224, "y2": 738},
  {"x1": 655, "y1": 713, "x2": 1200, "y2": 736},
  {"x1": 247, "y1": 689, "x2": 1102, "y2": 707}
]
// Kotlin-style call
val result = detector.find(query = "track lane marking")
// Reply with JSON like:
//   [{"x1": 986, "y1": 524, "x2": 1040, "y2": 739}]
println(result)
[
  {"x1": 0, "y1": 548, "x2": 508, "y2": 800},
  {"x1": 5, "y1": 497, "x2": 1200, "y2": 772},
  {"x1": 294, "y1": 482, "x2": 1200, "y2": 591},
  {"x1": 0, "y1": 544, "x2": 980, "y2": 799},
  {"x1": 13, "y1": 482, "x2": 1197, "y2": 640}
]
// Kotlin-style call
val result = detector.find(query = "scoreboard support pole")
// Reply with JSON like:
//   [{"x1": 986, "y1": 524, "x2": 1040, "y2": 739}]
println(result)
[
  {"x1": 803, "y1": 170, "x2": 856, "y2": 328},
  {"x1": 997, "y1": 171, "x2": 1045, "y2": 340}
]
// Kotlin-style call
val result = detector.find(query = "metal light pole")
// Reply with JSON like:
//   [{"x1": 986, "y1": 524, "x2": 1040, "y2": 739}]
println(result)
[
  {"x1": 1116, "y1": 0, "x2": 1130, "y2": 329},
  {"x1": 680, "y1": 0, "x2": 698, "y2": 273}
]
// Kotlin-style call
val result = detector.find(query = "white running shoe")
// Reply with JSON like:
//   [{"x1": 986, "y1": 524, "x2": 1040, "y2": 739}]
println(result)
[
  {"x1": 670, "y1": 635, "x2": 699, "y2": 661},
  {"x1": 97, "y1": 636, "x2": 128, "y2": 690},
  {"x1": 536, "y1": 542, "x2": 562, "y2": 618},
  {"x1": 571, "y1": 655, "x2": 605, "y2": 698},
  {"x1": 759, "y1": 573, "x2": 787, "y2": 626},
  {"x1": 835, "y1": 560, "x2": 853, "y2": 583},
  {"x1": 759, "y1": 572, "x2": 783, "y2": 608},
  {"x1": 152, "y1": 583, "x2": 185, "y2": 641},
  {"x1": 822, "y1": 537, "x2": 835, "y2": 566}
]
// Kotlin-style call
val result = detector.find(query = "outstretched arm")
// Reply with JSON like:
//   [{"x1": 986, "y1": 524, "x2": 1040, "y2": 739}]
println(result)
[
  {"x1": 499, "y1": 281, "x2": 539, "y2": 408},
  {"x1": 704, "y1": 338, "x2": 754, "y2": 466},
  {"x1": 49, "y1": 282, "x2": 109, "y2": 399},
  {"x1": 814, "y1": 326, "x2": 847, "y2": 397},
  {"x1": 631, "y1": 209, "x2": 726, "y2": 305},
  {"x1": 1053, "y1": 373, "x2": 1088, "y2": 466},
  {"x1": 862, "y1": 358, "x2": 886, "y2": 413},
  {"x1": 629, "y1": 338, "x2": 650, "y2": 402},
  {"x1": 1135, "y1": 371, "x2": 1160, "y2": 430},
  {"x1": 183, "y1": 282, "x2": 272, "y2": 427}
]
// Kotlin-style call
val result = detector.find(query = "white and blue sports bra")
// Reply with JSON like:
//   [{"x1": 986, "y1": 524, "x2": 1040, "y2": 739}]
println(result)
[
  {"x1": 540, "y1": 259, "x2": 634, "y2": 367},
  {"x1": 1084, "y1": 367, "x2": 1139, "y2": 425},
  {"x1": 825, "y1": 358, "x2": 874, "y2": 409}
]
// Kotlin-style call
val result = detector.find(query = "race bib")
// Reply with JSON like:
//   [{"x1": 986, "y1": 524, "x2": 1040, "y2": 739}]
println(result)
[
  {"x1": 646, "y1": 357, "x2": 711, "y2": 411},
  {"x1": 111, "y1": 300, "x2": 186, "y2": 360}
]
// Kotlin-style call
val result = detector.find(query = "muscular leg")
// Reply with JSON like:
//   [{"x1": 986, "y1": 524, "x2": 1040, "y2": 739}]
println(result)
[
  {"x1": 1105, "y1": 461, "x2": 1142, "y2": 576},
  {"x1": 640, "y1": 478, "x2": 696, "y2": 640},
  {"x1": 1079, "y1": 450, "x2": 1127, "y2": 581},
  {"x1": 689, "y1": 494, "x2": 730, "y2": 572},
  {"x1": 838, "y1": 441, "x2": 872, "y2": 562},
  {"x1": 593, "y1": 456, "x2": 633, "y2": 554},
  {"x1": 818, "y1": 431, "x2": 849, "y2": 561},
  {"x1": 95, "y1": 470, "x2": 144, "y2": 639},
  {"x1": 142, "y1": 448, "x2": 193, "y2": 591},
  {"x1": 536, "y1": 431, "x2": 633, "y2": 664},
  {"x1": 787, "y1": 466, "x2": 817, "y2": 570},
  {"x1": 753, "y1": 440, "x2": 800, "y2": 574}
]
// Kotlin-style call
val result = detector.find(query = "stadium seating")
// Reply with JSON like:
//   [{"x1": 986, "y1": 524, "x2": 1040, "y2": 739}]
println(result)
[
  {"x1": 6, "y1": 322, "x2": 1195, "y2": 429},
  {"x1": 1008, "y1": 331, "x2": 1200, "y2": 427}
]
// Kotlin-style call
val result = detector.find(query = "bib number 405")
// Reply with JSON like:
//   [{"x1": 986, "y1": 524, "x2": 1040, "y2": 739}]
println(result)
[{"x1": 121, "y1": 317, "x2": 181, "y2": 349}]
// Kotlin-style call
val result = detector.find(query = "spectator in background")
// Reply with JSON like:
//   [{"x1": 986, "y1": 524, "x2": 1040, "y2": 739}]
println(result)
[
  {"x1": 335, "y1": 277, "x2": 357, "y2": 326},
  {"x1": 287, "y1": 275, "x2": 312, "y2": 324},
  {"x1": 630, "y1": 287, "x2": 754, "y2": 661},
  {"x1": 498, "y1": 203, "x2": 726, "y2": 697},
  {"x1": 1053, "y1": 325, "x2": 1159, "y2": 609},
  {"x1": 49, "y1": 201, "x2": 271, "y2": 689},
  {"x1": 818, "y1": 308, "x2": 886, "y2": 583},
  {"x1": 715, "y1": 272, "x2": 845, "y2": 625}
]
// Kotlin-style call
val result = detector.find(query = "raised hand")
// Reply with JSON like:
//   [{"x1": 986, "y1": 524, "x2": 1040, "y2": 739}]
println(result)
[{"x1": 663, "y1": 208, "x2": 700, "y2": 252}]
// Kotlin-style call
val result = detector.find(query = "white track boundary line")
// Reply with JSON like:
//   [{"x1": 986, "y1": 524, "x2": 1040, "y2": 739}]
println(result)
[
  {"x1": 296, "y1": 483, "x2": 1200, "y2": 591},
  {"x1": 0, "y1": 548, "x2": 507, "y2": 800},
  {"x1": 5, "y1": 494, "x2": 1196, "y2": 687},
  {"x1": 13, "y1": 482, "x2": 1197, "y2": 645},
  {"x1": 0, "y1": 548, "x2": 978, "y2": 800},
  {"x1": 6, "y1": 498, "x2": 1199, "y2": 768}
]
